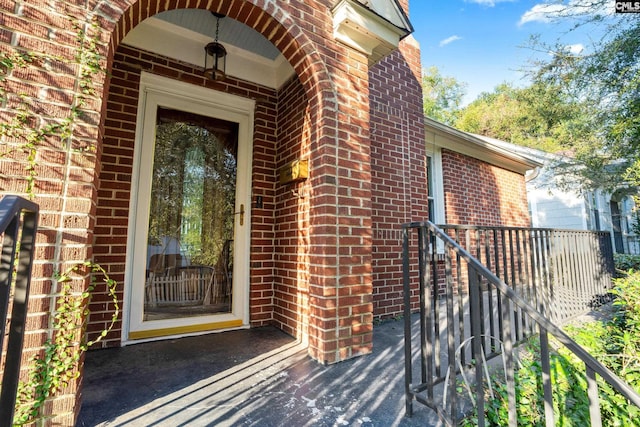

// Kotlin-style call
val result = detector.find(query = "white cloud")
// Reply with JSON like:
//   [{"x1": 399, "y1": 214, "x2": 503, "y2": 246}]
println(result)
[
  {"x1": 519, "y1": 1, "x2": 614, "y2": 26},
  {"x1": 439, "y1": 35, "x2": 462, "y2": 47},
  {"x1": 546, "y1": 43, "x2": 585, "y2": 56},
  {"x1": 566, "y1": 43, "x2": 584, "y2": 54},
  {"x1": 519, "y1": 4, "x2": 565, "y2": 25},
  {"x1": 465, "y1": 0, "x2": 514, "y2": 6}
]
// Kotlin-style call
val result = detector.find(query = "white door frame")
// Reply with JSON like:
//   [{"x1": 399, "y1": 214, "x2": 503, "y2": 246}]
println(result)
[{"x1": 123, "y1": 72, "x2": 254, "y2": 343}]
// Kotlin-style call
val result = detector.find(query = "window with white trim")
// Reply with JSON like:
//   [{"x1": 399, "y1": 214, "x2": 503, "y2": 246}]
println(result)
[{"x1": 426, "y1": 149, "x2": 445, "y2": 225}]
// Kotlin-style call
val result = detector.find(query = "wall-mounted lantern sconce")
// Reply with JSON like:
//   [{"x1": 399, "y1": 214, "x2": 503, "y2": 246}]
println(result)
[{"x1": 204, "y1": 13, "x2": 227, "y2": 81}]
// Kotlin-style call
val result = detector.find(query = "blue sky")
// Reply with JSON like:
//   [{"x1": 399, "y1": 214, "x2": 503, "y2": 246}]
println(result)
[{"x1": 409, "y1": 0, "x2": 613, "y2": 104}]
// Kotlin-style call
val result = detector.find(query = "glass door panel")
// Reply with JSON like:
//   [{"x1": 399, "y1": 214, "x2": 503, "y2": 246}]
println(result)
[{"x1": 144, "y1": 107, "x2": 238, "y2": 322}]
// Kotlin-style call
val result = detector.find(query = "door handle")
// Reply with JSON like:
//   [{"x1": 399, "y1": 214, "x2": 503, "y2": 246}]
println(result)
[{"x1": 235, "y1": 204, "x2": 244, "y2": 226}]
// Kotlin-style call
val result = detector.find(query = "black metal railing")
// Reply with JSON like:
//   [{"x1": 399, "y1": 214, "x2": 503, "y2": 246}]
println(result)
[
  {"x1": 402, "y1": 221, "x2": 640, "y2": 426},
  {"x1": 438, "y1": 225, "x2": 614, "y2": 324},
  {"x1": 0, "y1": 195, "x2": 39, "y2": 426}
]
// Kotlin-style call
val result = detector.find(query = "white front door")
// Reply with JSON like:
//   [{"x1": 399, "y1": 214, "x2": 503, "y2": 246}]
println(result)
[{"x1": 125, "y1": 73, "x2": 253, "y2": 341}]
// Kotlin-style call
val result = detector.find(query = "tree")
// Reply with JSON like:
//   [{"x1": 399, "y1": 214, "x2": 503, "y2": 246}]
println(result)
[
  {"x1": 525, "y1": 1, "x2": 640, "y2": 192},
  {"x1": 422, "y1": 66, "x2": 467, "y2": 125},
  {"x1": 455, "y1": 84, "x2": 522, "y2": 144},
  {"x1": 455, "y1": 81, "x2": 591, "y2": 154}
]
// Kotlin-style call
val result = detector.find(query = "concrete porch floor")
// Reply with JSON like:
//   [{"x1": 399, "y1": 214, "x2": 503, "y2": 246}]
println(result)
[{"x1": 76, "y1": 317, "x2": 442, "y2": 427}]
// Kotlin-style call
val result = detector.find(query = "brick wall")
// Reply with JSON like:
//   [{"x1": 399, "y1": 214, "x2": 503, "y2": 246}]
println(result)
[
  {"x1": 249, "y1": 82, "x2": 279, "y2": 330},
  {"x1": 369, "y1": 35, "x2": 428, "y2": 320},
  {"x1": 90, "y1": 0, "x2": 375, "y2": 365},
  {"x1": 0, "y1": 1, "x2": 107, "y2": 424},
  {"x1": 315, "y1": 46, "x2": 374, "y2": 363},
  {"x1": 272, "y1": 75, "x2": 311, "y2": 339},
  {"x1": 442, "y1": 149, "x2": 530, "y2": 227}
]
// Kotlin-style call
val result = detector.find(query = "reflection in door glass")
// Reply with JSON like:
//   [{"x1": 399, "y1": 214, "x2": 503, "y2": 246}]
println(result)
[{"x1": 144, "y1": 107, "x2": 238, "y2": 321}]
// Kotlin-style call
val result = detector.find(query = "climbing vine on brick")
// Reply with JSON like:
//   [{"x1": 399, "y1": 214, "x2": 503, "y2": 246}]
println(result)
[
  {"x1": 13, "y1": 262, "x2": 119, "y2": 425},
  {"x1": 0, "y1": 14, "x2": 116, "y2": 425},
  {"x1": 0, "y1": 17, "x2": 102, "y2": 197}
]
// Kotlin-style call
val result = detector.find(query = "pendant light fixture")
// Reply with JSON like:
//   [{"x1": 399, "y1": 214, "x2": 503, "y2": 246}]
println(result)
[{"x1": 204, "y1": 12, "x2": 227, "y2": 81}]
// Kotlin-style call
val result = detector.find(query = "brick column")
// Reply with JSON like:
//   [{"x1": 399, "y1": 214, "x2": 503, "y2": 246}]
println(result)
[{"x1": 307, "y1": 51, "x2": 374, "y2": 364}]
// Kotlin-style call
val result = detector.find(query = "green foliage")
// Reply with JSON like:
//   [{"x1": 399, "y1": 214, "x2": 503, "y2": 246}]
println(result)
[
  {"x1": 528, "y1": 2, "x2": 640, "y2": 192},
  {"x1": 614, "y1": 254, "x2": 640, "y2": 274},
  {"x1": 422, "y1": 66, "x2": 467, "y2": 125},
  {"x1": 460, "y1": 339, "x2": 593, "y2": 426},
  {"x1": 13, "y1": 262, "x2": 119, "y2": 425},
  {"x1": 424, "y1": 0, "x2": 640, "y2": 194},
  {"x1": 460, "y1": 271, "x2": 640, "y2": 426},
  {"x1": 455, "y1": 81, "x2": 592, "y2": 154}
]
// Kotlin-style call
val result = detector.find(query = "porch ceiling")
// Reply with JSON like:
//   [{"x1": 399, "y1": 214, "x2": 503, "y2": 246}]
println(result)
[
  {"x1": 154, "y1": 9, "x2": 281, "y2": 61},
  {"x1": 122, "y1": 9, "x2": 295, "y2": 89}
]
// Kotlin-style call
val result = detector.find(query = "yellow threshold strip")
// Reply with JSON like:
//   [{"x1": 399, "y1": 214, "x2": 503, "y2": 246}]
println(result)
[{"x1": 129, "y1": 319, "x2": 244, "y2": 340}]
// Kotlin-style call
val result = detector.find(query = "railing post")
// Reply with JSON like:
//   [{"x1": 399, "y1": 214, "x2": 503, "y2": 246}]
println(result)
[
  {"x1": 539, "y1": 328, "x2": 555, "y2": 427},
  {"x1": 586, "y1": 366, "x2": 603, "y2": 427},
  {"x1": 423, "y1": 226, "x2": 435, "y2": 400},
  {"x1": 469, "y1": 266, "x2": 485, "y2": 426},
  {"x1": 0, "y1": 215, "x2": 19, "y2": 350},
  {"x1": 418, "y1": 226, "x2": 429, "y2": 387},
  {"x1": 0, "y1": 196, "x2": 39, "y2": 426},
  {"x1": 444, "y1": 249, "x2": 457, "y2": 422},
  {"x1": 501, "y1": 293, "x2": 517, "y2": 425},
  {"x1": 402, "y1": 225, "x2": 414, "y2": 417},
  {"x1": 485, "y1": 229, "x2": 498, "y2": 354},
  {"x1": 402, "y1": 222, "x2": 635, "y2": 425}
]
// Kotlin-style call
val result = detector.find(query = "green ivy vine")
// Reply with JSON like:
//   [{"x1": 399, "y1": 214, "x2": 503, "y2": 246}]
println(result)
[
  {"x1": 0, "y1": 16, "x2": 102, "y2": 197},
  {"x1": 13, "y1": 261, "x2": 120, "y2": 425},
  {"x1": 0, "y1": 14, "x2": 117, "y2": 425}
]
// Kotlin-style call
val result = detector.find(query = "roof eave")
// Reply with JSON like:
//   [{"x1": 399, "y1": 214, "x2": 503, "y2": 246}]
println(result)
[
  {"x1": 424, "y1": 117, "x2": 542, "y2": 175},
  {"x1": 332, "y1": 0, "x2": 413, "y2": 66}
]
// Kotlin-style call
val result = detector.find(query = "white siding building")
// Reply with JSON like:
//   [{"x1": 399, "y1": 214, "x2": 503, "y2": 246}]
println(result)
[{"x1": 473, "y1": 135, "x2": 639, "y2": 254}]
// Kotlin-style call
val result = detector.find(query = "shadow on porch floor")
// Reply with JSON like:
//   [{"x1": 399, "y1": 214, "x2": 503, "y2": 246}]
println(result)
[{"x1": 76, "y1": 317, "x2": 442, "y2": 427}]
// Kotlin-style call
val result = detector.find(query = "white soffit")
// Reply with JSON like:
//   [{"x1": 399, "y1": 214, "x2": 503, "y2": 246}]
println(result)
[
  {"x1": 366, "y1": 0, "x2": 412, "y2": 30},
  {"x1": 424, "y1": 118, "x2": 541, "y2": 175},
  {"x1": 122, "y1": 17, "x2": 295, "y2": 90},
  {"x1": 332, "y1": 0, "x2": 413, "y2": 65}
]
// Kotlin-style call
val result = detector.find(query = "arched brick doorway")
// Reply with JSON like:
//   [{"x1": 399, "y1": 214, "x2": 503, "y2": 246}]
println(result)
[
  {"x1": 0, "y1": 0, "x2": 427, "y2": 423},
  {"x1": 90, "y1": 0, "x2": 372, "y2": 365}
]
